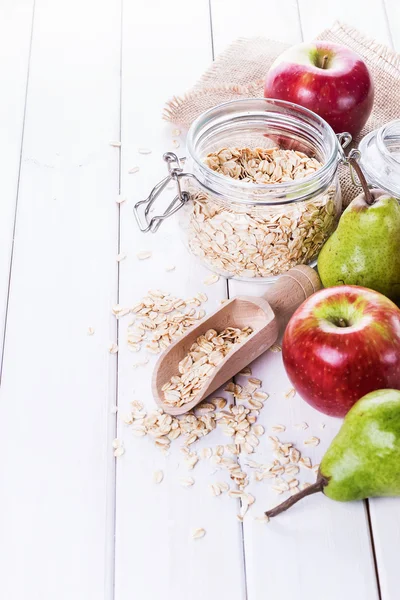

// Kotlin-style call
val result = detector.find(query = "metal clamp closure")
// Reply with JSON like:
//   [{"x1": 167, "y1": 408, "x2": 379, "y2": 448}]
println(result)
[
  {"x1": 346, "y1": 148, "x2": 363, "y2": 186},
  {"x1": 133, "y1": 152, "x2": 191, "y2": 233},
  {"x1": 336, "y1": 132, "x2": 353, "y2": 163}
]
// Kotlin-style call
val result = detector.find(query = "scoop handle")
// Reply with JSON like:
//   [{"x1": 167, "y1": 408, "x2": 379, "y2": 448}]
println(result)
[{"x1": 263, "y1": 265, "x2": 322, "y2": 330}]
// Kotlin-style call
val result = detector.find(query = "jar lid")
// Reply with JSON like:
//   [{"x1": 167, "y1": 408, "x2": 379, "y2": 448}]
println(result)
[{"x1": 358, "y1": 120, "x2": 400, "y2": 198}]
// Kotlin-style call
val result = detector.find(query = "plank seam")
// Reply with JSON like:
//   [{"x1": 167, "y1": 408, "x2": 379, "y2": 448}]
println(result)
[
  {"x1": 0, "y1": 0, "x2": 36, "y2": 385},
  {"x1": 381, "y1": 0, "x2": 395, "y2": 50},
  {"x1": 109, "y1": 1, "x2": 124, "y2": 599},
  {"x1": 366, "y1": 500, "x2": 383, "y2": 600},
  {"x1": 208, "y1": 0, "x2": 215, "y2": 61},
  {"x1": 295, "y1": 0, "x2": 305, "y2": 42},
  {"x1": 208, "y1": 1, "x2": 248, "y2": 594}
]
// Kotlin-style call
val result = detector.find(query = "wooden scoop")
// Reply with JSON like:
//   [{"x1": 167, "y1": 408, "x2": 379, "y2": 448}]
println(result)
[{"x1": 152, "y1": 265, "x2": 321, "y2": 415}]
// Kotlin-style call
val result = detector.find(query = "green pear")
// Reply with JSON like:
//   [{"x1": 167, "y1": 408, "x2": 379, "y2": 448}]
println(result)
[
  {"x1": 266, "y1": 389, "x2": 400, "y2": 518},
  {"x1": 318, "y1": 189, "x2": 400, "y2": 303}
]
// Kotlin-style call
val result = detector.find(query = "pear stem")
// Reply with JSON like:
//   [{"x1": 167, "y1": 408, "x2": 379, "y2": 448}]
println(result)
[
  {"x1": 348, "y1": 157, "x2": 374, "y2": 206},
  {"x1": 321, "y1": 54, "x2": 329, "y2": 69},
  {"x1": 265, "y1": 475, "x2": 326, "y2": 518}
]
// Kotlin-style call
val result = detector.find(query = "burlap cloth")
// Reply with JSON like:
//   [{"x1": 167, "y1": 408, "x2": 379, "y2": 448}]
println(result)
[{"x1": 164, "y1": 22, "x2": 400, "y2": 206}]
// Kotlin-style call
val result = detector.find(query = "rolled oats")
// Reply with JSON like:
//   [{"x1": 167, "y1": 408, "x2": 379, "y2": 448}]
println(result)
[
  {"x1": 162, "y1": 326, "x2": 252, "y2": 408},
  {"x1": 153, "y1": 470, "x2": 164, "y2": 484},
  {"x1": 125, "y1": 289, "x2": 207, "y2": 355},
  {"x1": 180, "y1": 477, "x2": 195, "y2": 487},
  {"x1": 183, "y1": 146, "x2": 338, "y2": 279},
  {"x1": 192, "y1": 528, "x2": 206, "y2": 539}
]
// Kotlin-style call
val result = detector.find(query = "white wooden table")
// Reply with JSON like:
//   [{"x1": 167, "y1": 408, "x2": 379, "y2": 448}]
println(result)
[{"x1": 1, "y1": 1, "x2": 399, "y2": 599}]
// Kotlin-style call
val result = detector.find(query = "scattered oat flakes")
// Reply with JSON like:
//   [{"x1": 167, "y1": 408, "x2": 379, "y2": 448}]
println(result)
[
  {"x1": 112, "y1": 304, "x2": 122, "y2": 315},
  {"x1": 201, "y1": 447, "x2": 212, "y2": 459},
  {"x1": 255, "y1": 515, "x2": 270, "y2": 524},
  {"x1": 203, "y1": 273, "x2": 219, "y2": 286},
  {"x1": 114, "y1": 446, "x2": 125, "y2": 457},
  {"x1": 271, "y1": 424, "x2": 286, "y2": 433},
  {"x1": 87, "y1": 327, "x2": 95, "y2": 336},
  {"x1": 184, "y1": 451, "x2": 199, "y2": 470},
  {"x1": 153, "y1": 470, "x2": 164, "y2": 484},
  {"x1": 109, "y1": 141, "x2": 121, "y2": 147},
  {"x1": 112, "y1": 438, "x2": 121, "y2": 449},
  {"x1": 294, "y1": 422, "x2": 309, "y2": 430},
  {"x1": 285, "y1": 388, "x2": 296, "y2": 399},
  {"x1": 117, "y1": 252, "x2": 127, "y2": 262},
  {"x1": 138, "y1": 147, "x2": 152, "y2": 154},
  {"x1": 116, "y1": 194, "x2": 126, "y2": 204},
  {"x1": 114, "y1": 306, "x2": 131, "y2": 318},
  {"x1": 172, "y1": 139, "x2": 180, "y2": 148},
  {"x1": 239, "y1": 366, "x2": 252, "y2": 376},
  {"x1": 299, "y1": 456, "x2": 312, "y2": 468},
  {"x1": 269, "y1": 344, "x2": 282, "y2": 353},
  {"x1": 285, "y1": 464, "x2": 300, "y2": 476},
  {"x1": 192, "y1": 528, "x2": 206, "y2": 540},
  {"x1": 132, "y1": 358, "x2": 149, "y2": 368},
  {"x1": 172, "y1": 128, "x2": 181, "y2": 136},
  {"x1": 252, "y1": 425, "x2": 264, "y2": 436},
  {"x1": 288, "y1": 478, "x2": 299, "y2": 489},
  {"x1": 165, "y1": 264, "x2": 176, "y2": 272},
  {"x1": 300, "y1": 482, "x2": 312, "y2": 491},
  {"x1": 109, "y1": 343, "x2": 119, "y2": 354},
  {"x1": 136, "y1": 250, "x2": 152, "y2": 260},
  {"x1": 212, "y1": 397, "x2": 227, "y2": 410},
  {"x1": 180, "y1": 477, "x2": 195, "y2": 487},
  {"x1": 304, "y1": 436, "x2": 320, "y2": 447},
  {"x1": 128, "y1": 166, "x2": 140, "y2": 174},
  {"x1": 253, "y1": 391, "x2": 269, "y2": 401},
  {"x1": 209, "y1": 483, "x2": 221, "y2": 496}
]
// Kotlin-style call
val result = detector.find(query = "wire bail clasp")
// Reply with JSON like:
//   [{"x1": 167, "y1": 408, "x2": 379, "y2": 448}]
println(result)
[
  {"x1": 133, "y1": 152, "x2": 190, "y2": 233},
  {"x1": 345, "y1": 148, "x2": 364, "y2": 187},
  {"x1": 336, "y1": 132, "x2": 353, "y2": 163}
]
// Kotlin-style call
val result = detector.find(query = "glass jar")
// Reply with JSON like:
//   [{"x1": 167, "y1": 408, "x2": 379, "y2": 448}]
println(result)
[
  {"x1": 357, "y1": 120, "x2": 400, "y2": 198},
  {"x1": 134, "y1": 98, "x2": 350, "y2": 282}
]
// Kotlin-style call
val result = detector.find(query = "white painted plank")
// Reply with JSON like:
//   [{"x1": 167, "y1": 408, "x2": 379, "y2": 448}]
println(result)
[
  {"x1": 115, "y1": 2, "x2": 247, "y2": 600},
  {"x1": 210, "y1": 0, "x2": 301, "y2": 55},
  {"x1": 297, "y1": 4, "x2": 400, "y2": 598},
  {"x1": 0, "y1": 0, "x2": 34, "y2": 368},
  {"x1": 229, "y1": 346, "x2": 379, "y2": 600},
  {"x1": 384, "y1": 0, "x2": 400, "y2": 51},
  {"x1": 210, "y1": 0, "x2": 381, "y2": 597},
  {"x1": 348, "y1": 5, "x2": 400, "y2": 597},
  {"x1": 298, "y1": 0, "x2": 392, "y2": 45},
  {"x1": 0, "y1": 1, "x2": 121, "y2": 599},
  {"x1": 369, "y1": 498, "x2": 400, "y2": 600}
]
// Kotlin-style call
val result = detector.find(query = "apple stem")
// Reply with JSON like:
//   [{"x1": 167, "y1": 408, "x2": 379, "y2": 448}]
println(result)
[
  {"x1": 348, "y1": 157, "x2": 374, "y2": 205},
  {"x1": 321, "y1": 54, "x2": 329, "y2": 69},
  {"x1": 265, "y1": 475, "x2": 327, "y2": 518},
  {"x1": 337, "y1": 317, "x2": 348, "y2": 328}
]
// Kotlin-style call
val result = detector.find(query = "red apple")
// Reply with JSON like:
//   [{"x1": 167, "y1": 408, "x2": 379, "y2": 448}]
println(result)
[
  {"x1": 282, "y1": 286, "x2": 400, "y2": 417},
  {"x1": 264, "y1": 42, "x2": 374, "y2": 137}
]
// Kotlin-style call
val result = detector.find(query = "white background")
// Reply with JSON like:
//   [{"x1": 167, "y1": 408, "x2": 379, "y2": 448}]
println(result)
[{"x1": 0, "y1": 1, "x2": 399, "y2": 599}]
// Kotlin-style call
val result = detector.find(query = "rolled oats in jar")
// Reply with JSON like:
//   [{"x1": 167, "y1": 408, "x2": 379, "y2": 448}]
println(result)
[{"x1": 134, "y1": 99, "x2": 350, "y2": 282}]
